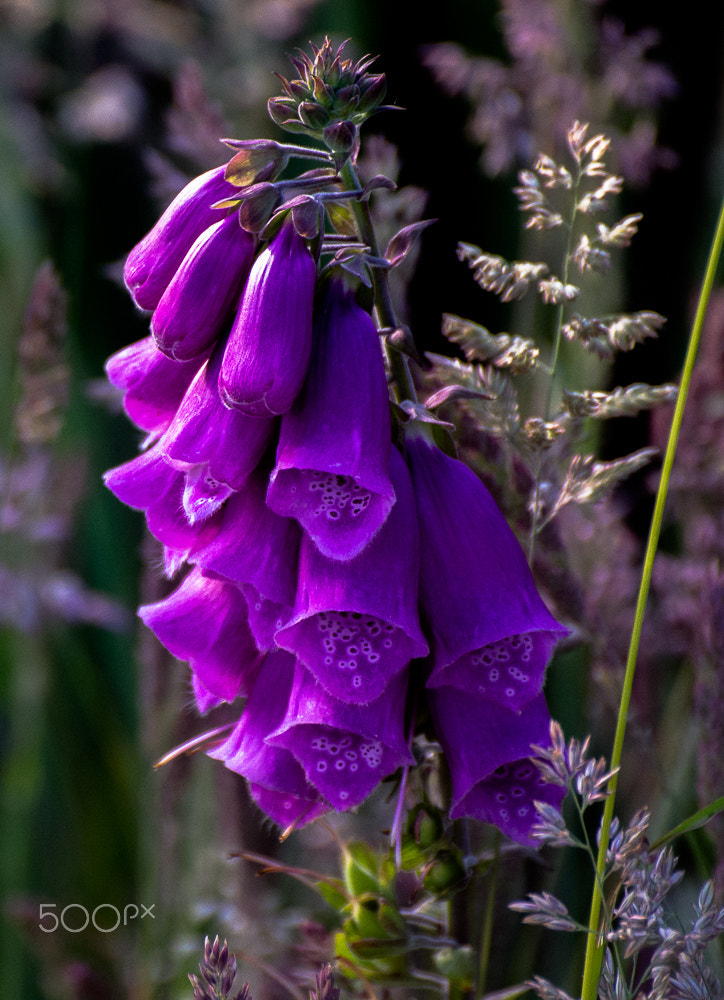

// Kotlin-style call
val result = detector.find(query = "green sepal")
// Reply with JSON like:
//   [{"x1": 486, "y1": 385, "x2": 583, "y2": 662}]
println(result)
[
  {"x1": 433, "y1": 945, "x2": 475, "y2": 991},
  {"x1": 343, "y1": 841, "x2": 380, "y2": 898},
  {"x1": 316, "y1": 878, "x2": 349, "y2": 911}
]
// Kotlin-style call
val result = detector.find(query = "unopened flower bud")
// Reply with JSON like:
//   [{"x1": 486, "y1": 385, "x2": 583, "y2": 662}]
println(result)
[
  {"x1": 224, "y1": 139, "x2": 288, "y2": 187},
  {"x1": 358, "y1": 74, "x2": 387, "y2": 113},
  {"x1": 323, "y1": 120, "x2": 358, "y2": 156},
  {"x1": 298, "y1": 101, "x2": 330, "y2": 129},
  {"x1": 237, "y1": 183, "x2": 283, "y2": 233}
]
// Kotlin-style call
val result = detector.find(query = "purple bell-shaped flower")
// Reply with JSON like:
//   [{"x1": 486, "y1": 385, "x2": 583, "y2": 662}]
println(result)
[
  {"x1": 104, "y1": 336, "x2": 207, "y2": 435},
  {"x1": 159, "y1": 342, "x2": 277, "y2": 522},
  {"x1": 151, "y1": 212, "x2": 255, "y2": 361},
  {"x1": 219, "y1": 218, "x2": 316, "y2": 416},
  {"x1": 210, "y1": 650, "x2": 329, "y2": 829},
  {"x1": 190, "y1": 463, "x2": 301, "y2": 650},
  {"x1": 103, "y1": 444, "x2": 222, "y2": 572},
  {"x1": 139, "y1": 566, "x2": 264, "y2": 704},
  {"x1": 406, "y1": 429, "x2": 567, "y2": 711},
  {"x1": 429, "y1": 685, "x2": 564, "y2": 847},
  {"x1": 267, "y1": 659, "x2": 413, "y2": 812},
  {"x1": 266, "y1": 277, "x2": 394, "y2": 560},
  {"x1": 276, "y1": 447, "x2": 428, "y2": 704},
  {"x1": 124, "y1": 165, "x2": 237, "y2": 311}
]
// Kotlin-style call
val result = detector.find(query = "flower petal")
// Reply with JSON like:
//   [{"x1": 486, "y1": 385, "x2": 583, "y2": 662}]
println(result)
[
  {"x1": 190, "y1": 464, "x2": 301, "y2": 648},
  {"x1": 219, "y1": 219, "x2": 316, "y2": 416},
  {"x1": 103, "y1": 444, "x2": 222, "y2": 560},
  {"x1": 276, "y1": 447, "x2": 427, "y2": 704},
  {"x1": 160, "y1": 344, "x2": 276, "y2": 517},
  {"x1": 267, "y1": 661, "x2": 412, "y2": 812},
  {"x1": 267, "y1": 278, "x2": 394, "y2": 559},
  {"x1": 124, "y1": 166, "x2": 237, "y2": 311},
  {"x1": 209, "y1": 649, "x2": 329, "y2": 828},
  {"x1": 406, "y1": 431, "x2": 567, "y2": 710},
  {"x1": 429, "y1": 685, "x2": 565, "y2": 847},
  {"x1": 139, "y1": 567, "x2": 263, "y2": 702},
  {"x1": 105, "y1": 336, "x2": 206, "y2": 434},
  {"x1": 151, "y1": 213, "x2": 255, "y2": 361}
]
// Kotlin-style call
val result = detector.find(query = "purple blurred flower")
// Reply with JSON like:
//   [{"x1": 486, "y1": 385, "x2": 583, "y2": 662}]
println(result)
[
  {"x1": 210, "y1": 649, "x2": 329, "y2": 828},
  {"x1": 406, "y1": 430, "x2": 566, "y2": 711},
  {"x1": 267, "y1": 278, "x2": 394, "y2": 560},
  {"x1": 105, "y1": 335, "x2": 207, "y2": 435},
  {"x1": 159, "y1": 343, "x2": 276, "y2": 522},
  {"x1": 219, "y1": 218, "x2": 316, "y2": 416},
  {"x1": 276, "y1": 447, "x2": 427, "y2": 704},
  {"x1": 103, "y1": 444, "x2": 222, "y2": 573},
  {"x1": 429, "y1": 685, "x2": 565, "y2": 846},
  {"x1": 267, "y1": 660, "x2": 413, "y2": 812},
  {"x1": 124, "y1": 165, "x2": 237, "y2": 311},
  {"x1": 151, "y1": 213, "x2": 255, "y2": 361},
  {"x1": 139, "y1": 566, "x2": 264, "y2": 704},
  {"x1": 190, "y1": 463, "x2": 301, "y2": 650}
]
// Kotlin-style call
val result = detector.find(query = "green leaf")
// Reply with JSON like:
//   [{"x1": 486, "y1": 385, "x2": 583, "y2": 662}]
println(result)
[{"x1": 650, "y1": 795, "x2": 724, "y2": 850}]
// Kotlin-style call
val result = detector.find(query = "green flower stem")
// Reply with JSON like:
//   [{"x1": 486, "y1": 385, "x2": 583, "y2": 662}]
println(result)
[
  {"x1": 476, "y1": 829, "x2": 501, "y2": 1000},
  {"x1": 339, "y1": 160, "x2": 418, "y2": 404},
  {"x1": 580, "y1": 191, "x2": 724, "y2": 1000}
]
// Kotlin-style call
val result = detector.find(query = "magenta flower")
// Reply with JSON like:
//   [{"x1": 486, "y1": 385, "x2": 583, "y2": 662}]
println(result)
[
  {"x1": 210, "y1": 650, "x2": 329, "y2": 828},
  {"x1": 266, "y1": 278, "x2": 394, "y2": 560},
  {"x1": 267, "y1": 660, "x2": 413, "y2": 812},
  {"x1": 190, "y1": 464, "x2": 301, "y2": 650},
  {"x1": 103, "y1": 444, "x2": 222, "y2": 572},
  {"x1": 104, "y1": 336, "x2": 206, "y2": 435},
  {"x1": 406, "y1": 430, "x2": 566, "y2": 711},
  {"x1": 219, "y1": 218, "x2": 316, "y2": 416},
  {"x1": 151, "y1": 213, "x2": 255, "y2": 361},
  {"x1": 159, "y1": 343, "x2": 277, "y2": 523},
  {"x1": 276, "y1": 447, "x2": 427, "y2": 704},
  {"x1": 139, "y1": 567, "x2": 264, "y2": 704},
  {"x1": 124, "y1": 166, "x2": 237, "y2": 311},
  {"x1": 429, "y1": 686, "x2": 564, "y2": 847}
]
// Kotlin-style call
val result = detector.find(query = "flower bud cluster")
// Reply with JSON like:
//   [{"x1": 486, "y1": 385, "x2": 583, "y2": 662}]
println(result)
[
  {"x1": 104, "y1": 51, "x2": 567, "y2": 845},
  {"x1": 268, "y1": 38, "x2": 388, "y2": 168}
]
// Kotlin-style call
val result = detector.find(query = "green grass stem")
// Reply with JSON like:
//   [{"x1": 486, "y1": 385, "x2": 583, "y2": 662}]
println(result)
[{"x1": 579, "y1": 192, "x2": 724, "y2": 1000}]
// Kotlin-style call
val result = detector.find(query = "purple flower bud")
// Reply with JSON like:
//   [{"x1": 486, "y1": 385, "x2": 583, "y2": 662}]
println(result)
[
  {"x1": 267, "y1": 660, "x2": 413, "y2": 812},
  {"x1": 105, "y1": 336, "x2": 206, "y2": 434},
  {"x1": 124, "y1": 166, "x2": 237, "y2": 311},
  {"x1": 103, "y1": 445, "x2": 221, "y2": 566},
  {"x1": 151, "y1": 213, "x2": 255, "y2": 361},
  {"x1": 159, "y1": 345, "x2": 277, "y2": 522},
  {"x1": 190, "y1": 464, "x2": 301, "y2": 651},
  {"x1": 210, "y1": 650, "x2": 329, "y2": 828},
  {"x1": 406, "y1": 431, "x2": 567, "y2": 711},
  {"x1": 219, "y1": 219, "x2": 316, "y2": 416},
  {"x1": 267, "y1": 279, "x2": 394, "y2": 560},
  {"x1": 276, "y1": 447, "x2": 427, "y2": 704},
  {"x1": 139, "y1": 567, "x2": 264, "y2": 703},
  {"x1": 429, "y1": 686, "x2": 564, "y2": 847}
]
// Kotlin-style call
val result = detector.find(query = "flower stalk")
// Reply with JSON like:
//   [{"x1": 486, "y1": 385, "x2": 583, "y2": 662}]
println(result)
[{"x1": 339, "y1": 159, "x2": 419, "y2": 405}]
